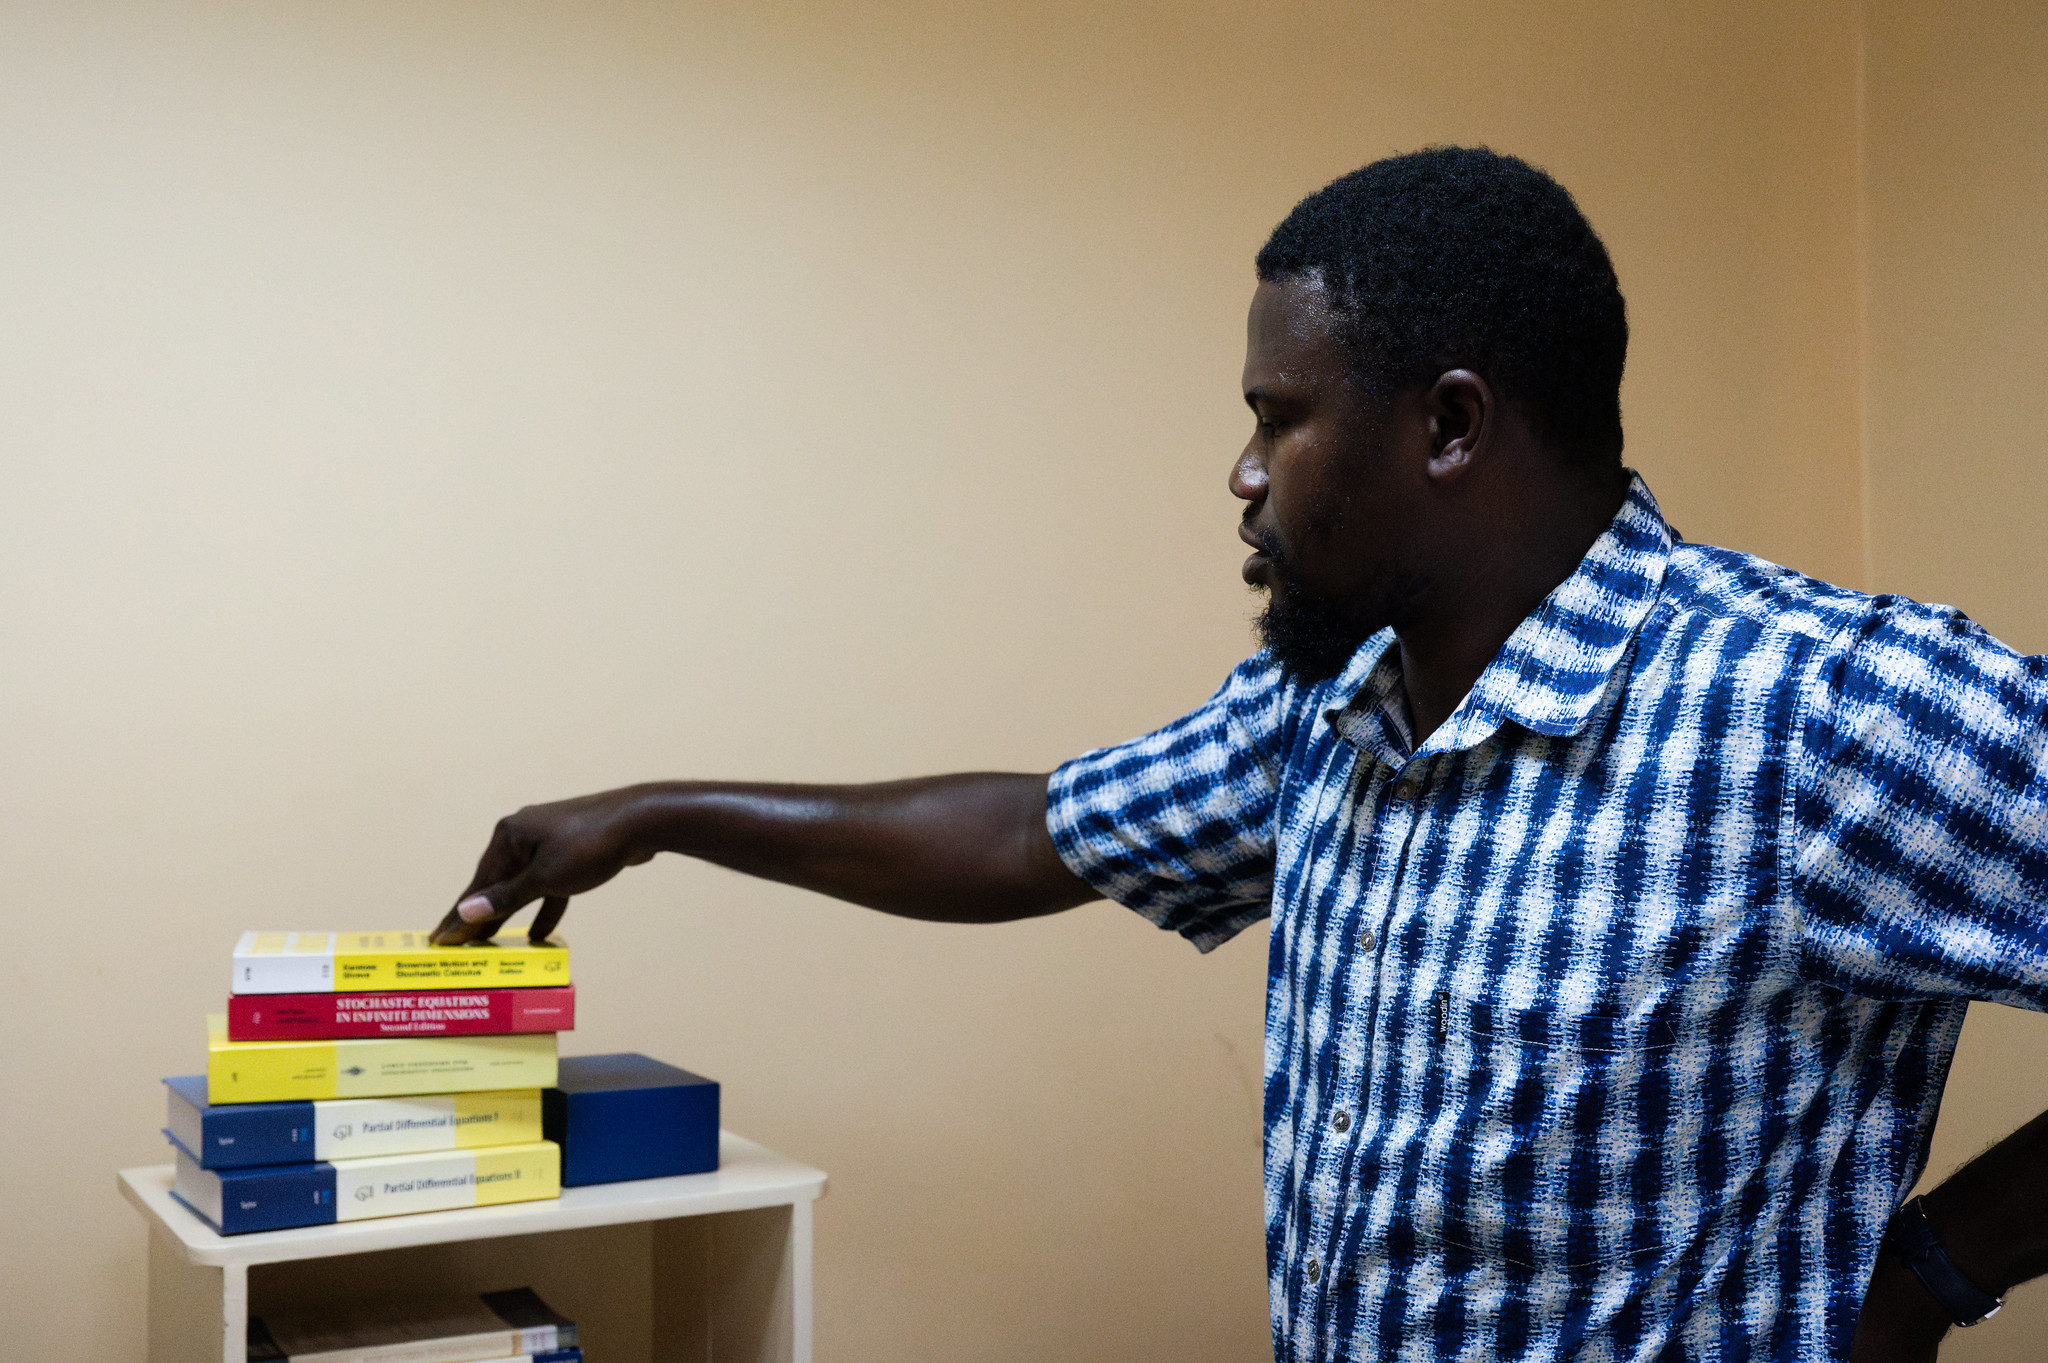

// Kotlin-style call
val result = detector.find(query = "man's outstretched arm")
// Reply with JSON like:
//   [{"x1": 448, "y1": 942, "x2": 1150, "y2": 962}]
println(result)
[{"x1": 428, "y1": 773, "x2": 1099, "y2": 945}]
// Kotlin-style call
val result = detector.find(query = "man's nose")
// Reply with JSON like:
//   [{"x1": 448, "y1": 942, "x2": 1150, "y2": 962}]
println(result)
[{"x1": 1229, "y1": 445, "x2": 1267, "y2": 502}]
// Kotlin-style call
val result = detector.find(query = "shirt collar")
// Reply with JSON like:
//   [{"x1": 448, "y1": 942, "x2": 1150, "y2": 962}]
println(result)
[{"x1": 1325, "y1": 473, "x2": 1674, "y2": 759}]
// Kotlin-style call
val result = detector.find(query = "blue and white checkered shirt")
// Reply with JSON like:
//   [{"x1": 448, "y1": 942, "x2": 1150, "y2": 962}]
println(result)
[{"x1": 1047, "y1": 476, "x2": 2048, "y2": 1362}]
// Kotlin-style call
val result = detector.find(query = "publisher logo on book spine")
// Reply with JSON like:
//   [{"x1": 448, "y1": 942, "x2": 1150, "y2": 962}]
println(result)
[
  {"x1": 355, "y1": 1185, "x2": 374, "y2": 1202},
  {"x1": 332, "y1": 1124, "x2": 353, "y2": 1143}
]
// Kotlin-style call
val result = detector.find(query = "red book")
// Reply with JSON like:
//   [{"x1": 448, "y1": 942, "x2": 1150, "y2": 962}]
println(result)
[{"x1": 225, "y1": 985, "x2": 575, "y2": 1041}]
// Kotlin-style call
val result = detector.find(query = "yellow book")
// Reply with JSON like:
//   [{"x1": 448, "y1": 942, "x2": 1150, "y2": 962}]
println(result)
[
  {"x1": 206, "y1": 1014, "x2": 558, "y2": 1104},
  {"x1": 231, "y1": 930, "x2": 569, "y2": 994}
]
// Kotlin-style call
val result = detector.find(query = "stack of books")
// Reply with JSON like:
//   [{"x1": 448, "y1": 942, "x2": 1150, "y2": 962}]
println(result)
[{"x1": 164, "y1": 930, "x2": 575, "y2": 1234}]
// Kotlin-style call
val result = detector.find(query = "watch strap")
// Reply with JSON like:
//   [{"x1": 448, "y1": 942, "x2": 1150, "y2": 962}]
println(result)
[{"x1": 1886, "y1": 1197, "x2": 2003, "y2": 1328}]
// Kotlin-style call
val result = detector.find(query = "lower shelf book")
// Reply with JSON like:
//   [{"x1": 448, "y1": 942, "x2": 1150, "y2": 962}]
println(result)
[
  {"x1": 170, "y1": 1139, "x2": 560, "y2": 1234},
  {"x1": 248, "y1": 1285, "x2": 577, "y2": 1363}
]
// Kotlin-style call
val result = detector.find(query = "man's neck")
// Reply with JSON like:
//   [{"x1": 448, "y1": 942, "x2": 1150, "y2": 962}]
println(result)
[{"x1": 1394, "y1": 475, "x2": 1629, "y2": 745}]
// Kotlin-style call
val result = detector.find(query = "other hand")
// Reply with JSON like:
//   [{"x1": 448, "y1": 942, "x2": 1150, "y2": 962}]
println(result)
[{"x1": 1848, "y1": 1249, "x2": 1950, "y2": 1363}]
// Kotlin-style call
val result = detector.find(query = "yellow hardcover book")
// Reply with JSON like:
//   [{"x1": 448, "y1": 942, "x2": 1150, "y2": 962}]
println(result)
[
  {"x1": 231, "y1": 930, "x2": 569, "y2": 995},
  {"x1": 206, "y1": 1014, "x2": 558, "y2": 1104}
]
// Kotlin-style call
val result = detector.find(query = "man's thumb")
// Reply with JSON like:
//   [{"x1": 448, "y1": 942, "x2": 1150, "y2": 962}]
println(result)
[{"x1": 436, "y1": 880, "x2": 528, "y2": 943}]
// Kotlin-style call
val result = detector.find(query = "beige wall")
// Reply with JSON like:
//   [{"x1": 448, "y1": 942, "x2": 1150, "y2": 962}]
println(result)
[
  {"x1": 1866, "y1": 3, "x2": 2048, "y2": 1360},
  {"x1": 0, "y1": 2, "x2": 2029, "y2": 1359}
]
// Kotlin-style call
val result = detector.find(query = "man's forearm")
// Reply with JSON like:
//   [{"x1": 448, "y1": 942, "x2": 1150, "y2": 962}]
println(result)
[
  {"x1": 1853, "y1": 1104, "x2": 2048, "y2": 1360},
  {"x1": 618, "y1": 773, "x2": 1098, "y2": 923},
  {"x1": 433, "y1": 771, "x2": 1099, "y2": 943},
  {"x1": 1922, "y1": 1106, "x2": 2048, "y2": 1297}
]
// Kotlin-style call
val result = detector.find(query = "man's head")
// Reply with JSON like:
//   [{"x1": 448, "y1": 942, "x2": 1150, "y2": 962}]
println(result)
[
  {"x1": 1236, "y1": 148, "x2": 1629, "y2": 682},
  {"x1": 1256, "y1": 146, "x2": 1628, "y2": 467}
]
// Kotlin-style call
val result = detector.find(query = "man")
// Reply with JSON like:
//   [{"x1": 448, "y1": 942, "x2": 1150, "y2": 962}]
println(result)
[{"x1": 430, "y1": 148, "x2": 2048, "y2": 1362}]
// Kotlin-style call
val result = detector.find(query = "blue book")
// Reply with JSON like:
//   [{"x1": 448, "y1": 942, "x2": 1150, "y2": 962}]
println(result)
[
  {"x1": 170, "y1": 1142, "x2": 335, "y2": 1234},
  {"x1": 165, "y1": 1076, "x2": 317, "y2": 1168},
  {"x1": 164, "y1": 1076, "x2": 544, "y2": 1168},
  {"x1": 543, "y1": 1054, "x2": 719, "y2": 1186},
  {"x1": 167, "y1": 1136, "x2": 560, "y2": 1234}
]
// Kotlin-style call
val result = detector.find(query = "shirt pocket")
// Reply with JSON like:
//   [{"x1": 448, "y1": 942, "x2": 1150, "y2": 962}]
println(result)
[{"x1": 1417, "y1": 989, "x2": 1684, "y2": 1271}]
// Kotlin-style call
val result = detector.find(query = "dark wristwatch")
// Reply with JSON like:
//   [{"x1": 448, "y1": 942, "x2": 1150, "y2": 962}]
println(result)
[{"x1": 1885, "y1": 1197, "x2": 2003, "y2": 1327}]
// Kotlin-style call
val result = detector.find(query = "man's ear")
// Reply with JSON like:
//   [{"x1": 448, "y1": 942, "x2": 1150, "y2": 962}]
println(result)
[{"x1": 1423, "y1": 369, "x2": 1490, "y2": 483}]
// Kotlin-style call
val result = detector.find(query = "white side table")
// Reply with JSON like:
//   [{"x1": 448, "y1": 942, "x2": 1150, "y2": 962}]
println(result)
[{"x1": 120, "y1": 1130, "x2": 826, "y2": 1363}]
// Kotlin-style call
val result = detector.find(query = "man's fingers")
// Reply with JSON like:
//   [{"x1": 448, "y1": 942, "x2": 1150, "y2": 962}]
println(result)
[
  {"x1": 430, "y1": 896, "x2": 508, "y2": 945},
  {"x1": 454, "y1": 891, "x2": 510, "y2": 943},
  {"x1": 434, "y1": 816, "x2": 548, "y2": 944},
  {"x1": 528, "y1": 895, "x2": 568, "y2": 943},
  {"x1": 430, "y1": 875, "x2": 540, "y2": 945},
  {"x1": 457, "y1": 819, "x2": 531, "y2": 902},
  {"x1": 432, "y1": 888, "x2": 563, "y2": 947},
  {"x1": 428, "y1": 903, "x2": 472, "y2": 944}
]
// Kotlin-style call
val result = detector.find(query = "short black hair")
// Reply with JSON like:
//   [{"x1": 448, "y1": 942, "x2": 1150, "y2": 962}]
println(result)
[{"x1": 1256, "y1": 147, "x2": 1628, "y2": 464}]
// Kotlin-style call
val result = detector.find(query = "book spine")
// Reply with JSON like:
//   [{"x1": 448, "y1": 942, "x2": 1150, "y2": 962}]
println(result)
[
  {"x1": 296, "y1": 1334, "x2": 585, "y2": 1358},
  {"x1": 167, "y1": 1080, "x2": 318, "y2": 1167},
  {"x1": 207, "y1": 1017, "x2": 557, "y2": 1103},
  {"x1": 176, "y1": 1088, "x2": 544, "y2": 1165},
  {"x1": 244, "y1": 1329, "x2": 583, "y2": 1363},
  {"x1": 280, "y1": 1329, "x2": 527, "y2": 1363},
  {"x1": 173, "y1": 1145, "x2": 337, "y2": 1234},
  {"x1": 330, "y1": 1141, "x2": 559, "y2": 1223},
  {"x1": 173, "y1": 1142, "x2": 559, "y2": 1235},
  {"x1": 354, "y1": 1353, "x2": 579, "y2": 1363},
  {"x1": 327, "y1": 939, "x2": 569, "y2": 992},
  {"x1": 232, "y1": 931, "x2": 336, "y2": 995},
  {"x1": 232, "y1": 932, "x2": 570, "y2": 995},
  {"x1": 228, "y1": 986, "x2": 576, "y2": 1040},
  {"x1": 320, "y1": 1090, "x2": 545, "y2": 1160}
]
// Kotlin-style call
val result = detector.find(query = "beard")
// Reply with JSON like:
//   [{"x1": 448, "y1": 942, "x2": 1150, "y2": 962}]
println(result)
[{"x1": 1249, "y1": 520, "x2": 1418, "y2": 684}]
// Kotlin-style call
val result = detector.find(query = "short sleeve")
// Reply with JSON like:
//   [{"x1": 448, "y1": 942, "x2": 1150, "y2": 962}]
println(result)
[
  {"x1": 1048, "y1": 653, "x2": 1291, "y2": 951},
  {"x1": 1792, "y1": 603, "x2": 2048, "y2": 1007}
]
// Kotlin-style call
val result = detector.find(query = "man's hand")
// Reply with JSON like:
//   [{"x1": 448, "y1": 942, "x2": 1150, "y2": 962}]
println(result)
[
  {"x1": 432, "y1": 788, "x2": 663, "y2": 944},
  {"x1": 1848, "y1": 1250, "x2": 1950, "y2": 1363},
  {"x1": 1845, "y1": 1105, "x2": 2048, "y2": 1361},
  {"x1": 430, "y1": 773, "x2": 1098, "y2": 945}
]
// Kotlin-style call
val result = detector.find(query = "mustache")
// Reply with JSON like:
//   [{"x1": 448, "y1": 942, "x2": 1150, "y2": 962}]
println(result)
[
  {"x1": 1236, "y1": 521, "x2": 1286, "y2": 581},
  {"x1": 1243, "y1": 514, "x2": 1287, "y2": 569}
]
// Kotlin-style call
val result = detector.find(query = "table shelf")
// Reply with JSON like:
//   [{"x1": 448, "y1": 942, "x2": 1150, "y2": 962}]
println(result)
[{"x1": 121, "y1": 1130, "x2": 825, "y2": 1363}]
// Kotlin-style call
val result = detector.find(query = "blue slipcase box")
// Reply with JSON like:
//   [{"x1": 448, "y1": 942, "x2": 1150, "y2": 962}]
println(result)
[{"x1": 543, "y1": 1054, "x2": 719, "y2": 1186}]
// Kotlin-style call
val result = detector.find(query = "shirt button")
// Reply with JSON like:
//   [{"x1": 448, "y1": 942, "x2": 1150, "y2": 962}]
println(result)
[
  {"x1": 1306, "y1": 1257, "x2": 1323, "y2": 1284},
  {"x1": 1393, "y1": 779, "x2": 1419, "y2": 801},
  {"x1": 1357, "y1": 925, "x2": 1377, "y2": 951},
  {"x1": 1331, "y1": 1109, "x2": 1351, "y2": 1133}
]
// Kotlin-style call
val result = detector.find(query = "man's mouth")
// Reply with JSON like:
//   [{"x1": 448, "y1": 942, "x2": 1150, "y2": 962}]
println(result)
[{"x1": 1239, "y1": 522, "x2": 1274, "y2": 585}]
